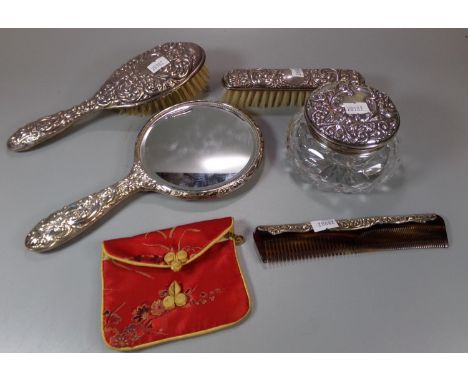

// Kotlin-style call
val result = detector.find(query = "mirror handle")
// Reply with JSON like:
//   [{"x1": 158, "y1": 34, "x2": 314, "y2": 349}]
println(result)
[{"x1": 24, "y1": 165, "x2": 153, "y2": 252}]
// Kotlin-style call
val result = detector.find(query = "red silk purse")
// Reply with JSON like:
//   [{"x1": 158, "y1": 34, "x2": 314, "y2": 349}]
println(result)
[{"x1": 101, "y1": 217, "x2": 250, "y2": 351}]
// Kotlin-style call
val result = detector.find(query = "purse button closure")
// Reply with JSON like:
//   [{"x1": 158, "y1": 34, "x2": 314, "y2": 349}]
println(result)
[
  {"x1": 164, "y1": 250, "x2": 189, "y2": 271},
  {"x1": 176, "y1": 250, "x2": 188, "y2": 262},
  {"x1": 164, "y1": 252, "x2": 176, "y2": 263},
  {"x1": 170, "y1": 262, "x2": 183, "y2": 272}
]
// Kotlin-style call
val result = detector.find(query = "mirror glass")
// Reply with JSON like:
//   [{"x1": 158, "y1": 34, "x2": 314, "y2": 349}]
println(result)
[{"x1": 141, "y1": 104, "x2": 255, "y2": 190}]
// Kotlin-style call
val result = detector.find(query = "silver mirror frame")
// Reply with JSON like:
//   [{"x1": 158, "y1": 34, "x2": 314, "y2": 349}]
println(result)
[{"x1": 136, "y1": 100, "x2": 264, "y2": 199}]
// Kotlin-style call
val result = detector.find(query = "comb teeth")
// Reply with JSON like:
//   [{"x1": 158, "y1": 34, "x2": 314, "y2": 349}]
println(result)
[
  {"x1": 223, "y1": 89, "x2": 311, "y2": 109},
  {"x1": 122, "y1": 65, "x2": 209, "y2": 116},
  {"x1": 357, "y1": 225, "x2": 449, "y2": 251},
  {"x1": 257, "y1": 233, "x2": 357, "y2": 263},
  {"x1": 254, "y1": 217, "x2": 449, "y2": 263},
  {"x1": 262, "y1": 235, "x2": 356, "y2": 262}
]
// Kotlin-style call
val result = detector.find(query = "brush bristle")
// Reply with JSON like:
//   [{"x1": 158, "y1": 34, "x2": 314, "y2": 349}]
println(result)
[
  {"x1": 223, "y1": 89, "x2": 311, "y2": 108},
  {"x1": 122, "y1": 65, "x2": 209, "y2": 116}
]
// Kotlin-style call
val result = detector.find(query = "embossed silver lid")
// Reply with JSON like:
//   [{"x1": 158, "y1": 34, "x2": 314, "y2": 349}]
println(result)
[{"x1": 304, "y1": 82, "x2": 400, "y2": 153}]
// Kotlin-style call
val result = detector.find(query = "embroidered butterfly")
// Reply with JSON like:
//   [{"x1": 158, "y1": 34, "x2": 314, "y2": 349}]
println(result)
[{"x1": 142, "y1": 226, "x2": 201, "y2": 271}]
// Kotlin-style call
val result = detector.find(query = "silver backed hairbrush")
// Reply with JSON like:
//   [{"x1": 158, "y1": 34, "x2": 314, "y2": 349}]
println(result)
[
  {"x1": 253, "y1": 214, "x2": 448, "y2": 263},
  {"x1": 222, "y1": 68, "x2": 365, "y2": 108},
  {"x1": 7, "y1": 42, "x2": 208, "y2": 152}
]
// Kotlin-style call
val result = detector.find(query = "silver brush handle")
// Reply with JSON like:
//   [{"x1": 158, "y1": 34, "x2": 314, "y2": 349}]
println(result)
[
  {"x1": 222, "y1": 68, "x2": 366, "y2": 90},
  {"x1": 25, "y1": 172, "x2": 143, "y2": 252},
  {"x1": 7, "y1": 98, "x2": 100, "y2": 151}
]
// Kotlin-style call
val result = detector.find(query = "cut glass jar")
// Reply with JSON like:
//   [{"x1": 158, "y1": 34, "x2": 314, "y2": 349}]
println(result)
[{"x1": 287, "y1": 82, "x2": 400, "y2": 193}]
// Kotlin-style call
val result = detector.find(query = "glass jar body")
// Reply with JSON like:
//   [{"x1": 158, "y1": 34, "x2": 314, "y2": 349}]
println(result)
[{"x1": 286, "y1": 112, "x2": 399, "y2": 193}]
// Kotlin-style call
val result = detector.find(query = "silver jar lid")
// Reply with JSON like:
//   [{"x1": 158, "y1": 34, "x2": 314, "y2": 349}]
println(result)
[{"x1": 304, "y1": 82, "x2": 400, "y2": 153}]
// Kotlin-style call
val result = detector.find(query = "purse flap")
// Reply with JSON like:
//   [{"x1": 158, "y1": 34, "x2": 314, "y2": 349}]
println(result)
[{"x1": 102, "y1": 217, "x2": 234, "y2": 270}]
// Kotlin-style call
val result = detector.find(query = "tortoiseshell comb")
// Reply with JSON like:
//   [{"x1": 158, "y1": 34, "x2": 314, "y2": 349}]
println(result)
[{"x1": 253, "y1": 214, "x2": 448, "y2": 263}]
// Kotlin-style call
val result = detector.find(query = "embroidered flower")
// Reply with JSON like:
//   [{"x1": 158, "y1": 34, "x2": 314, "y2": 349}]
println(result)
[
  {"x1": 191, "y1": 288, "x2": 222, "y2": 305},
  {"x1": 132, "y1": 304, "x2": 150, "y2": 322},
  {"x1": 110, "y1": 333, "x2": 129, "y2": 347},
  {"x1": 110, "y1": 324, "x2": 143, "y2": 347},
  {"x1": 150, "y1": 299, "x2": 165, "y2": 316},
  {"x1": 103, "y1": 310, "x2": 122, "y2": 326},
  {"x1": 104, "y1": 283, "x2": 225, "y2": 348}
]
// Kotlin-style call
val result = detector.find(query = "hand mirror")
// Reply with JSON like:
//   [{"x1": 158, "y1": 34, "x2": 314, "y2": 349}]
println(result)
[{"x1": 26, "y1": 101, "x2": 264, "y2": 252}]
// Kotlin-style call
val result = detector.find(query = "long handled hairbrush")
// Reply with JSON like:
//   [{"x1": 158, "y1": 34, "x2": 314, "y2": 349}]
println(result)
[
  {"x1": 7, "y1": 42, "x2": 208, "y2": 152},
  {"x1": 222, "y1": 68, "x2": 365, "y2": 108},
  {"x1": 253, "y1": 214, "x2": 448, "y2": 263}
]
